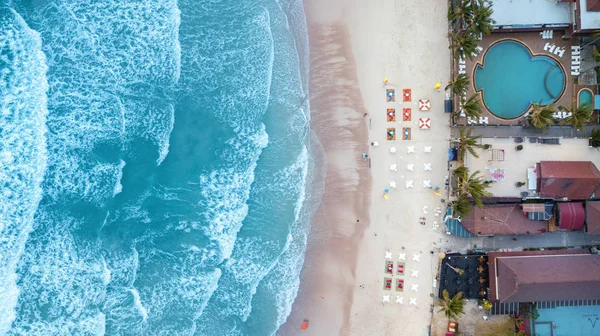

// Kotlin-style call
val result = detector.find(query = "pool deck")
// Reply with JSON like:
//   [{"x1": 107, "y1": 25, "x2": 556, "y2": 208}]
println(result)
[{"x1": 456, "y1": 31, "x2": 577, "y2": 126}]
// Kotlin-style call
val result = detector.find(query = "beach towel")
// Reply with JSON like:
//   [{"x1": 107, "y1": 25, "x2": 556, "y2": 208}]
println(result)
[
  {"x1": 402, "y1": 127, "x2": 411, "y2": 140},
  {"x1": 387, "y1": 108, "x2": 396, "y2": 122},
  {"x1": 403, "y1": 88, "x2": 411, "y2": 102},
  {"x1": 386, "y1": 89, "x2": 396, "y2": 102},
  {"x1": 387, "y1": 127, "x2": 396, "y2": 141},
  {"x1": 402, "y1": 108, "x2": 411, "y2": 121}
]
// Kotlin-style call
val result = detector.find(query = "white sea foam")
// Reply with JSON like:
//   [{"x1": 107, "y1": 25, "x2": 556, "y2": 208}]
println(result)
[
  {"x1": 33, "y1": 0, "x2": 181, "y2": 201},
  {"x1": 0, "y1": 8, "x2": 48, "y2": 334},
  {"x1": 130, "y1": 288, "x2": 148, "y2": 322},
  {"x1": 113, "y1": 159, "x2": 126, "y2": 196},
  {"x1": 199, "y1": 125, "x2": 269, "y2": 261}
]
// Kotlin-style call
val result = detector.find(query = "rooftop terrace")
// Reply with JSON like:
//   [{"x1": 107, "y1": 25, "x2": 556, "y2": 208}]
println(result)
[{"x1": 464, "y1": 137, "x2": 600, "y2": 197}]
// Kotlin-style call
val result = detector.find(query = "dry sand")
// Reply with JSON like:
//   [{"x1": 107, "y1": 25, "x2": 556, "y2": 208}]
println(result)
[{"x1": 280, "y1": 0, "x2": 452, "y2": 335}]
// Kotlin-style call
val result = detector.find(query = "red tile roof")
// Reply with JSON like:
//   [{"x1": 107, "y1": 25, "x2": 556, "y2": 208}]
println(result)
[
  {"x1": 586, "y1": 201, "x2": 600, "y2": 235},
  {"x1": 537, "y1": 161, "x2": 600, "y2": 200},
  {"x1": 461, "y1": 204, "x2": 548, "y2": 236},
  {"x1": 558, "y1": 202, "x2": 585, "y2": 231},
  {"x1": 488, "y1": 250, "x2": 600, "y2": 303}
]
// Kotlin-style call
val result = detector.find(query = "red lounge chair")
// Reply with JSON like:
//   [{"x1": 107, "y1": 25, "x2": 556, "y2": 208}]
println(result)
[{"x1": 301, "y1": 320, "x2": 309, "y2": 330}]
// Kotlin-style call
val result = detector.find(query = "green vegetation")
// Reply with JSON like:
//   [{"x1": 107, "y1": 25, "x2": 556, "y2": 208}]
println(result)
[
  {"x1": 461, "y1": 93, "x2": 483, "y2": 119},
  {"x1": 590, "y1": 129, "x2": 600, "y2": 149},
  {"x1": 453, "y1": 127, "x2": 482, "y2": 162},
  {"x1": 454, "y1": 166, "x2": 493, "y2": 208},
  {"x1": 446, "y1": 73, "x2": 470, "y2": 97},
  {"x1": 438, "y1": 289, "x2": 467, "y2": 320},
  {"x1": 451, "y1": 195, "x2": 473, "y2": 219},
  {"x1": 448, "y1": 0, "x2": 495, "y2": 61},
  {"x1": 527, "y1": 103, "x2": 556, "y2": 132},
  {"x1": 559, "y1": 102, "x2": 593, "y2": 131}
]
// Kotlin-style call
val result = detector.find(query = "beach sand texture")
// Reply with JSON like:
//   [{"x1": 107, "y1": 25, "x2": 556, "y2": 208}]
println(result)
[{"x1": 281, "y1": 0, "x2": 451, "y2": 335}]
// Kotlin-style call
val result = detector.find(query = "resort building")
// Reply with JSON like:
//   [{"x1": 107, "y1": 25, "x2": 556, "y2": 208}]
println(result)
[
  {"x1": 537, "y1": 161, "x2": 600, "y2": 200},
  {"x1": 490, "y1": 0, "x2": 600, "y2": 34},
  {"x1": 488, "y1": 249, "x2": 600, "y2": 303},
  {"x1": 461, "y1": 204, "x2": 550, "y2": 236},
  {"x1": 585, "y1": 200, "x2": 600, "y2": 234}
]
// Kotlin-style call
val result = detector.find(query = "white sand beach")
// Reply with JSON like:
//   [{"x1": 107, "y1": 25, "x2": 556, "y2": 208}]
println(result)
[{"x1": 281, "y1": 0, "x2": 452, "y2": 335}]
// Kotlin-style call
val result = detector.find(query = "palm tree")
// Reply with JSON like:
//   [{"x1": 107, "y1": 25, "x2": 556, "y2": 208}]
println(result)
[
  {"x1": 453, "y1": 166, "x2": 493, "y2": 208},
  {"x1": 447, "y1": 264, "x2": 465, "y2": 276},
  {"x1": 561, "y1": 102, "x2": 593, "y2": 131},
  {"x1": 527, "y1": 103, "x2": 556, "y2": 132},
  {"x1": 438, "y1": 289, "x2": 467, "y2": 320},
  {"x1": 450, "y1": 31, "x2": 479, "y2": 61},
  {"x1": 590, "y1": 128, "x2": 600, "y2": 149},
  {"x1": 446, "y1": 73, "x2": 470, "y2": 97},
  {"x1": 448, "y1": 0, "x2": 473, "y2": 26},
  {"x1": 468, "y1": 0, "x2": 495, "y2": 36},
  {"x1": 461, "y1": 93, "x2": 482, "y2": 119},
  {"x1": 453, "y1": 126, "x2": 482, "y2": 162},
  {"x1": 452, "y1": 195, "x2": 473, "y2": 219}
]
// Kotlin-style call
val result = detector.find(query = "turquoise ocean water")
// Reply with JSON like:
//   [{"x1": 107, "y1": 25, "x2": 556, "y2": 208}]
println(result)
[{"x1": 0, "y1": 0, "x2": 321, "y2": 334}]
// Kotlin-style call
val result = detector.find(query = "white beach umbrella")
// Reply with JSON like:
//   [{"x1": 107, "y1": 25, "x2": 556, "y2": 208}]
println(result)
[
  {"x1": 423, "y1": 146, "x2": 432, "y2": 153},
  {"x1": 382, "y1": 295, "x2": 390, "y2": 303},
  {"x1": 407, "y1": 146, "x2": 415, "y2": 153},
  {"x1": 396, "y1": 296, "x2": 403, "y2": 304},
  {"x1": 405, "y1": 180, "x2": 414, "y2": 188},
  {"x1": 389, "y1": 181, "x2": 397, "y2": 189},
  {"x1": 412, "y1": 254, "x2": 421, "y2": 262},
  {"x1": 385, "y1": 251, "x2": 393, "y2": 259},
  {"x1": 423, "y1": 180, "x2": 431, "y2": 188},
  {"x1": 411, "y1": 270, "x2": 419, "y2": 277},
  {"x1": 409, "y1": 298, "x2": 417, "y2": 305},
  {"x1": 424, "y1": 163, "x2": 432, "y2": 171},
  {"x1": 411, "y1": 284, "x2": 419, "y2": 291},
  {"x1": 390, "y1": 164, "x2": 397, "y2": 172},
  {"x1": 406, "y1": 164, "x2": 414, "y2": 171},
  {"x1": 398, "y1": 253, "x2": 406, "y2": 260},
  {"x1": 390, "y1": 147, "x2": 397, "y2": 153}
]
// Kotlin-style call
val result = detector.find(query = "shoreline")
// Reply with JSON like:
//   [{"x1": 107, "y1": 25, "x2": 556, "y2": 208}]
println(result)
[
  {"x1": 281, "y1": 0, "x2": 451, "y2": 335},
  {"x1": 278, "y1": 3, "x2": 372, "y2": 334}
]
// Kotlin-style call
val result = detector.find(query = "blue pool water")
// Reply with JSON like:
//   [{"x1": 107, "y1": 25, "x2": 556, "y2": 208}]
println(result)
[
  {"x1": 1, "y1": 0, "x2": 319, "y2": 335},
  {"x1": 534, "y1": 306, "x2": 600, "y2": 336},
  {"x1": 579, "y1": 89, "x2": 593, "y2": 107},
  {"x1": 475, "y1": 40, "x2": 566, "y2": 119}
]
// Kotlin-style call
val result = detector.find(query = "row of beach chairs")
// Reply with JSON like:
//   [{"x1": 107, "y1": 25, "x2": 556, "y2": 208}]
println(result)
[{"x1": 572, "y1": 45, "x2": 581, "y2": 76}]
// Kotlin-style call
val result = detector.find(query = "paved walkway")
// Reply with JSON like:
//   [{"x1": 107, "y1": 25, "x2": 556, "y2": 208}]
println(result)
[
  {"x1": 441, "y1": 230, "x2": 600, "y2": 253},
  {"x1": 451, "y1": 125, "x2": 600, "y2": 139}
]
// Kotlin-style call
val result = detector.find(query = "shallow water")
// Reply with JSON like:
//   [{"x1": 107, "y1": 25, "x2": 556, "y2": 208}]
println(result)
[{"x1": 0, "y1": 1, "x2": 318, "y2": 334}]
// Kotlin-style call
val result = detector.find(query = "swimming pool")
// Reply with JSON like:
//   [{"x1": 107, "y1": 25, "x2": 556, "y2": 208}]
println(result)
[
  {"x1": 578, "y1": 88, "x2": 593, "y2": 108},
  {"x1": 533, "y1": 305, "x2": 600, "y2": 336},
  {"x1": 474, "y1": 40, "x2": 566, "y2": 119}
]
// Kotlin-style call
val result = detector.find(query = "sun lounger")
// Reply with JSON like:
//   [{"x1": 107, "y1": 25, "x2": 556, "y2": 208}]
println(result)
[
  {"x1": 387, "y1": 108, "x2": 396, "y2": 122},
  {"x1": 402, "y1": 127, "x2": 411, "y2": 140},
  {"x1": 384, "y1": 278, "x2": 392, "y2": 290},
  {"x1": 402, "y1": 89, "x2": 411, "y2": 102},
  {"x1": 402, "y1": 108, "x2": 411, "y2": 121},
  {"x1": 396, "y1": 279, "x2": 404, "y2": 292},
  {"x1": 397, "y1": 262, "x2": 405, "y2": 275},
  {"x1": 387, "y1": 127, "x2": 396, "y2": 140},
  {"x1": 386, "y1": 89, "x2": 395, "y2": 102},
  {"x1": 554, "y1": 47, "x2": 565, "y2": 58},
  {"x1": 385, "y1": 261, "x2": 394, "y2": 274}
]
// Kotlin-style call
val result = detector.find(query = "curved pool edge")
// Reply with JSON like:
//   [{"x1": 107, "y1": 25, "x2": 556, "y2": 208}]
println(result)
[
  {"x1": 473, "y1": 38, "x2": 568, "y2": 120},
  {"x1": 577, "y1": 88, "x2": 594, "y2": 108}
]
